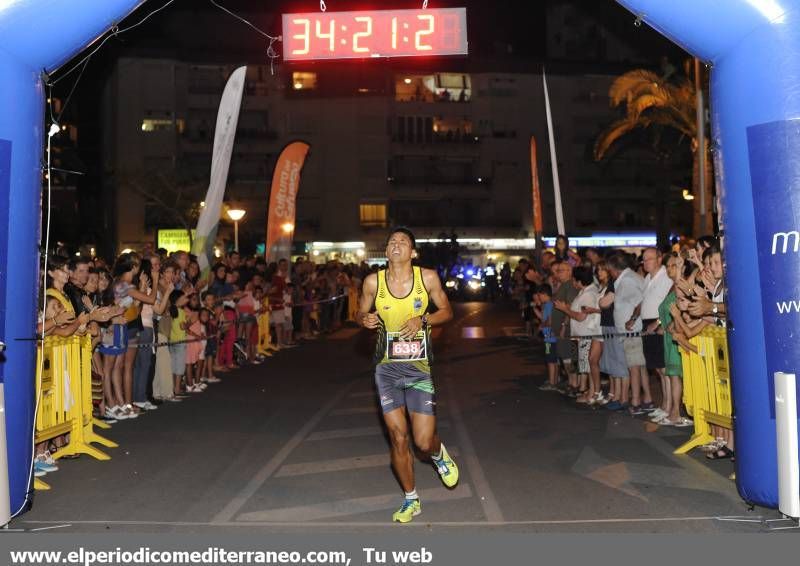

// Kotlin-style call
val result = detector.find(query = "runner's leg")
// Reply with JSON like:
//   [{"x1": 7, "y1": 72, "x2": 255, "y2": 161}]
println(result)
[{"x1": 383, "y1": 407, "x2": 415, "y2": 492}]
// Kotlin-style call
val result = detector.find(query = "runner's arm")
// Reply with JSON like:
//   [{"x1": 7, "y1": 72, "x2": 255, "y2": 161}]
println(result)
[
  {"x1": 422, "y1": 268, "x2": 453, "y2": 326},
  {"x1": 357, "y1": 273, "x2": 380, "y2": 329}
]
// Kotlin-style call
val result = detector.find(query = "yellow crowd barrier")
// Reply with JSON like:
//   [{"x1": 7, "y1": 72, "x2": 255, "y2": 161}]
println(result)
[
  {"x1": 34, "y1": 334, "x2": 117, "y2": 490},
  {"x1": 256, "y1": 309, "x2": 279, "y2": 356},
  {"x1": 674, "y1": 325, "x2": 733, "y2": 454},
  {"x1": 347, "y1": 287, "x2": 359, "y2": 322}
]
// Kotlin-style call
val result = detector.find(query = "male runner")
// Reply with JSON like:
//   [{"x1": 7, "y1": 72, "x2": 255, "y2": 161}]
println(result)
[{"x1": 358, "y1": 227, "x2": 458, "y2": 523}]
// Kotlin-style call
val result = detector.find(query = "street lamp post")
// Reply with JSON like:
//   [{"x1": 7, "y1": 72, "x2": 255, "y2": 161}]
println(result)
[{"x1": 227, "y1": 208, "x2": 246, "y2": 252}]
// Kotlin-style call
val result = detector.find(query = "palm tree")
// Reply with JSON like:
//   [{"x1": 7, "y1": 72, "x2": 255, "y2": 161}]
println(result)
[{"x1": 594, "y1": 64, "x2": 713, "y2": 237}]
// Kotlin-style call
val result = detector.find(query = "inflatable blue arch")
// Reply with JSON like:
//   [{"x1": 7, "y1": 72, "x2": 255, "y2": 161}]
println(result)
[
  {"x1": 1, "y1": 0, "x2": 799, "y2": 514},
  {"x1": 619, "y1": 0, "x2": 800, "y2": 509},
  {"x1": 0, "y1": 0, "x2": 146, "y2": 514}
]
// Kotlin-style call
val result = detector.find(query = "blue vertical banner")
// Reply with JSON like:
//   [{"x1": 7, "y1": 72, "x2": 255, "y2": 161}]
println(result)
[
  {"x1": 748, "y1": 119, "x2": 800, "y2": 417},
  {"x1": 0, "y1": 139, "x2": 8, "y2": 384}
]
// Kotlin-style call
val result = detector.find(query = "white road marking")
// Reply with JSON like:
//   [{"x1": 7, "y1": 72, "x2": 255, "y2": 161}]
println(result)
[
  {"x1": 275, "y1": 453, "x2": 390, "y2": 477},
  {"x1": 306, "y1": 426, "x2": 384, "y2": 441},
  {"x1": 306, "y1": 421, "x2": 451, "y2": 441},
  {"x1": 442, "y1": 375, "x2": 505, "y2": 522},
  {"x1": 235, "y1": 485, "x2": 474, "y2": 522},
  {"x1": 502, "y1": 327, "x2": 528, "y2": 337},
  {"x1": 28, "y1": 524, "x2": 71, "y2": 531},
  {"x1": 348, "y1": 391, "x2": 374, "y2": 398},
  {"x1": 276, "y1": 447, "x2": 460, "y2": 477},
  {"x1": 329, "y1": 406, "x2": 377, "y2": 416},
  {"x1": 211, "y1": 380, "x2": 358, "y2": 524},
  {"x1": 23, "y1": 514, "x2": 738, "y2": 528}
]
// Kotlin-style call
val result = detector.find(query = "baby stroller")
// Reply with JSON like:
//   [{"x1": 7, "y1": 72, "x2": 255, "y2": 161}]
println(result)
[{"x1": 233, "y1": 337, "x2": 248, "y2": 366}]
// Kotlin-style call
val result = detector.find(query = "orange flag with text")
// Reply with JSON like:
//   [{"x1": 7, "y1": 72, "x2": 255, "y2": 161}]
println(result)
[
  {"x1": 265, "y1": 141, "x2": 310, "y2": 262},
  {"x1": 530, "y1": 136, "x2": 543, "y2": 236}
]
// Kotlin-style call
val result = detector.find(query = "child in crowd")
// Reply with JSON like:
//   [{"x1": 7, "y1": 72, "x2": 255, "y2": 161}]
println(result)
[
  {"x1": 534, "y1": 284, "x2": 559, "y2": 391},
  {"x1": 199, "y1": 307, "x2": 220, "y2": 383},
  {"x1": 217, "y1": 300, "x2": 238, "y2": 370},
  {"x1": 282, "y1": 283, "x2": 297, "y2": 347},
  {"x1": 184, "y1": 306, "x2": 206, "y2": 393}
]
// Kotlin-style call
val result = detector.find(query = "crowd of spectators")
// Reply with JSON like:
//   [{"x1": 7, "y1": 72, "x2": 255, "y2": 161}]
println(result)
[
  {"x1": 33, "y1": 247, "x2": 377, "y2": 478},
  {"x1": 512, "y1": 235, "x2": 733, "y2": 462}
]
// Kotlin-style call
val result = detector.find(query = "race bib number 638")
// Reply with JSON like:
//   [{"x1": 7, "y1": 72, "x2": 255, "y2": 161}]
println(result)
[{"x1": 386, "y1": 331, "x2": 428, "y2": 362}]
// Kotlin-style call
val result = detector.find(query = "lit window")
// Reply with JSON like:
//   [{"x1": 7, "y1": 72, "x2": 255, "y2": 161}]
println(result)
[
  {"x1": 360, "y1": 204, "x2": 387, "y2": 228},
  {"x1": 141, "y1": 119, "x2": 174, "y2": 132},
  {"x1": 292, "y1": 71, "x2": 317, "y2": 90},
  {"x1": 395, "y1": 73, "x2": 471, "y2": 102}
]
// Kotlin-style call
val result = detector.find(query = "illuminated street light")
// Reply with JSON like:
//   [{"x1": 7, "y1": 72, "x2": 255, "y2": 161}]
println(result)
[
  {"x1": 227, "y1": 208, "x2": 246, "y2": 252},
  {"x1": 281, "y1": 222, "x2": 295, "y2": 234},
  {"x1": 682, "y1": 189, "x2": 695, "y2": 201}
]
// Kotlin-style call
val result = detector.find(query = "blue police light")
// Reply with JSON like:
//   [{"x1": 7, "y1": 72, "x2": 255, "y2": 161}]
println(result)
[{"x1": 466, "y1": 269, "x2": 474, "y2": 277}]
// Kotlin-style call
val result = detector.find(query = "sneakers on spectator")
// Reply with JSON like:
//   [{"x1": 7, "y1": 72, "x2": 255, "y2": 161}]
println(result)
[
  {"x1": 538, "y1": 382, "x2": 556, "y2": 391},
  {"x1": 649, "y1": 408, "x2": 668, "y2": 421},
  {"x1": 628, "y1": 405, "x2": 647, "y2": 416},
  {"x1": 34, "y1": 454, "x2": 58, "y2": 473},
  {"x1": 134, "y1": 401, "x2": 158, "y2": 411},
  {"x1": 165, "y1": 396, "x2": 183, "y2": 403},
  {"x1": 105, "y1": 406, "x2": 126, "y2": 420},
  {"x1": 120, "y1": 404, "x2": 139, "y2": 418},
  {"x1": 42, "y1": 450, "x2": 58, "y2": 466},
  {"x1": 673, "y1": 417, "x2": 693, "y2": 427},
  {"x1": 187, "y1": 384, "x2": 203, "y2": 393},
  {"x1": 605, "y1": 400, "x2": 623, "y2": 411},
  {"x1": 641, "y1": 402, "x2": 656, "y2": 412},
  {"x1": 701, "y1": 438, "x2": 726, "y2": 452},
  {"x1": 206, "y1": 377, "x2": 221, "y2": 383},
  {"x1": 197, "y1": 382, "x2": 208, "y2": 390},
  {"x1": 596, "y1": 394, "x2": 612, "y2": 406},
  {"x1": 33, "y1": 463, "x2": 47, "y2": 477}
]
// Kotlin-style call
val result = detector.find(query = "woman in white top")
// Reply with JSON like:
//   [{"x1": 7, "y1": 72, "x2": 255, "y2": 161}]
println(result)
[{"x1": 555, "y1": 266, "x2": 601, "y2": 403}]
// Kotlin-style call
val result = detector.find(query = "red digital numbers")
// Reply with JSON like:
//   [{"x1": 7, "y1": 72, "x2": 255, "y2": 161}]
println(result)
[{"x1": 282, "y1": 8, "x2": 467, "y2": 61}]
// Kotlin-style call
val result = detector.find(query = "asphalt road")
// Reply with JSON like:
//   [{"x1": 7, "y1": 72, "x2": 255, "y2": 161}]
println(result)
[{"x1": 18, "y1": 301, "x2": 777, "y2": 533}]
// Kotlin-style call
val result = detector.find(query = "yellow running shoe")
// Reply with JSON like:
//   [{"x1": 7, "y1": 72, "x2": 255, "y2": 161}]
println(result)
[
  {"x1": 392, "y1": 498, "x2": 421, "y2": 523},
  {"x1": 433, "y1": 443, "x2": 459, "y2": 488}
]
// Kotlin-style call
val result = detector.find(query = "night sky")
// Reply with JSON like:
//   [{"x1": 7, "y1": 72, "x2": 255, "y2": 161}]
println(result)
[
  {"x1": 56, "y1": 0, "x2": 684, "y2": 83},
  {"x1": 53, "y1": 0, "x2": 686, "y2": 248}
]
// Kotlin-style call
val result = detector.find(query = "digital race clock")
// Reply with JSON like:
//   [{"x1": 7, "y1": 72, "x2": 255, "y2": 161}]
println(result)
[{"x1": 281, "y1": 8, "x2": 468, "y2": 61}]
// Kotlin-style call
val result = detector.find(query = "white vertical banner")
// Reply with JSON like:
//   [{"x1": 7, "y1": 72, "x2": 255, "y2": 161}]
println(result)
[
  {"x1": 192, "y1": 66, "x2": 247, "y2": 273},
  {"x1": 543, "y1": 70, "x2": 566, "y2": 235}
]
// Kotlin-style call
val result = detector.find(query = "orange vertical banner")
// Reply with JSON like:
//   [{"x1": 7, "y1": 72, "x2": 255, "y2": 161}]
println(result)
[
  {"x1": 530, "y1": 136, "x2": 543, "y2": 235},
  {"x1": 265, "y1": 141, "x2": 310, "y2": 262}
]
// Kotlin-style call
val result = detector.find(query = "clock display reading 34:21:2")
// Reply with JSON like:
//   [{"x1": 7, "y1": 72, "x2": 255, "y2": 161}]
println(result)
[{"x1": 281, "y1": 8, "x2": 468, "y2": 61}]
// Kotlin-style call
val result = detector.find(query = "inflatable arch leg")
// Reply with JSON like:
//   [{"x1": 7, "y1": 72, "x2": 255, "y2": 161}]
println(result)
[
  {"x1": 0, "y1": 0, "x2": 146, "y2": 516},
  {"x1": 618, "y1": 0, "x2": 800, "y2": 508}
]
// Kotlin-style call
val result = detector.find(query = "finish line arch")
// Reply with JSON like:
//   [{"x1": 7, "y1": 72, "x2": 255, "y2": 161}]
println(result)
[
  {"x1": 618, "y1": 0, "x2": 800, "y2": 509},
  {"x1": 1, "y1": 0, "x2": 797, "y2": 515}
]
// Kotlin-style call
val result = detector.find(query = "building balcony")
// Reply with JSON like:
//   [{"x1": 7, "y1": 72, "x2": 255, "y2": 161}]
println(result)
[{"x1": 390, "y1": 132, "x2": 482, "y2": 146}]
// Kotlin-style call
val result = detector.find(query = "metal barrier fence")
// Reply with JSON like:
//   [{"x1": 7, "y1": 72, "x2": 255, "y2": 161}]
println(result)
[
  {"x1": 34, "y1": 335, "x2": 117, "y2": 491},
  {"x1": 674, "y1": 326, "x2": 734, "y2": 454}
]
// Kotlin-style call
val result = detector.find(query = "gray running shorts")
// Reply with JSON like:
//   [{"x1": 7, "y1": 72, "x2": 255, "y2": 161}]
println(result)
[{"x1": 374, "y1": 363, "x2": 436, "y2": 416}]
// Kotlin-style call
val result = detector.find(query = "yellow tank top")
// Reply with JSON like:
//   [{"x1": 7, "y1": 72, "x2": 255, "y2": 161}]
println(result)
[
  {"x1": 374, "y1": 266, "x2": 431, "y2": 371},
  {"x1": 46, "y1": 288, "x2": 75, "y2": 314}
]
